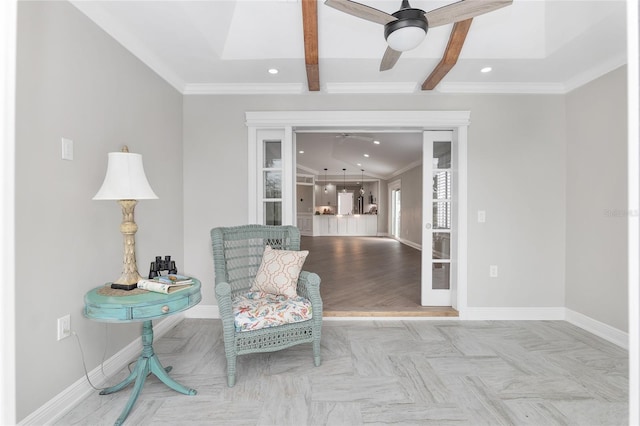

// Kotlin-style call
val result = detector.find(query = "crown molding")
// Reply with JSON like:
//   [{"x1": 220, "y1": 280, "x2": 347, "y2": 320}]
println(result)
[
  {"x1": 438, "y1": 58, "x2": 627, "y2": 95},
  {"x1": 325, "y1": 82, "x2": 418, "y2": 94},
  {"x1": 296, "y1": 164, "x2": 317, "y2": 175},
  {"x1": 385, "y1": 158, "x2": 422, "y2": 180},
  {"x1": 563, "y1": 54, "x2": 627, "y2": 93},
  {"x1": 185, "y1": 68, "x2": 626, "y2": 96},
  {"x1": 437, "y1": 81, "x2": 567, "y2": 94},
  {"x1": 183, "y1": 83, "x2": 305, "y2": 95}
]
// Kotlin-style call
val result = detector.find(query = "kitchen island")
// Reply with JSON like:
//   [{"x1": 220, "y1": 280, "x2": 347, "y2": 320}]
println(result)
[{"x1": 312, "y1": 214, "x2": 377, "y2": 236}]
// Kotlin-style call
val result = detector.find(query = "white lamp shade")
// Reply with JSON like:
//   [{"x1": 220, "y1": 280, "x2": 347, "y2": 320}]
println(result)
[
  {"x1": 93, "y1": 152, "x2": 158, "y2": 200},
  {"x1": 386, "y1": 26, "x2": 426, "y2": 52}
]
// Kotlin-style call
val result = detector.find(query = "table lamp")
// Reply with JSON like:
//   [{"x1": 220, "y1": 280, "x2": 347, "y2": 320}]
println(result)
[{"x1": 93, "y1": 146, "x2": 158, "y2": 290}]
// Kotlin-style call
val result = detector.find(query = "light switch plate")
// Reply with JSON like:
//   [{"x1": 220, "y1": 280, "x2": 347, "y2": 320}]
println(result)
[
  {"x1": 489, "y1": 265, "x2": 498, "y2": 278},
  {"x1": 477, "y1": 210, "x2": 486, "y2": 223},
  {"x1": 61, "y1": 138, "x2": 73, "y2": 161}
]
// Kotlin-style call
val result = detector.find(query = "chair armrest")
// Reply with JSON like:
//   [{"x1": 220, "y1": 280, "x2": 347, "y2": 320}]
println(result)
[
  {"x1": 215, "y1": 282, "x2": 236, "y2": 331},
  {"x1": 298, "y1": 271, "x2": 323, "y2": 314}
]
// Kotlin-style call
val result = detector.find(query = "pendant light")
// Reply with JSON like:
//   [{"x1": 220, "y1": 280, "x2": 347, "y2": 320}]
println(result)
[
  {"x1": 323, "y1": 168, "x2": 328, "y2": 205},
  {"x1": 360, "y1": 169, "x2": 365, "y2": 196},
  {"x1": 323, "y1": 168, "x2": 328, "y2": 193},
  {"x1": 342, "y1": 168, "x2": 347, "y2": 193}
]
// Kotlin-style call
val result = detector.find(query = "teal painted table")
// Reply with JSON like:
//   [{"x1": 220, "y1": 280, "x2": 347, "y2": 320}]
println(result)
[{"x1": 84, "y1": 278, "x2": 202, "y2": 426}]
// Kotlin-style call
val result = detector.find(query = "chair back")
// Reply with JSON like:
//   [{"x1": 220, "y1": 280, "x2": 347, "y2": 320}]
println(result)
[{"x1": 210, "y1": 225, "x2": 301, "y2": 297}]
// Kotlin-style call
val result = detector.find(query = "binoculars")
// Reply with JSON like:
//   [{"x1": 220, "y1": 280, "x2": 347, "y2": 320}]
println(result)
[{"x1": 148, "y1": 255, "x2": 178, "y2": 279}]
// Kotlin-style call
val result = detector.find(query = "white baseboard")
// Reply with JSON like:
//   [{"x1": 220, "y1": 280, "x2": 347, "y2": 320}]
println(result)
[
  {"x1": 19, "y1": 315, "x2": 185, "y2": 426},
  {"x1": 181, "y1": 305, "x2": 628, "y2": 349},
  {"x1": 397, "y1": 237, "x2": 421, "y2": 251},
  {"x1": 565, "y1": 308, "x2": 628, "y2": 349},
  {"x1": 461, "y1": 307, "x2": 566, "y2": 321},
  {"x1": 462, "y1": 307, "x2": 627, "y2": 349}
]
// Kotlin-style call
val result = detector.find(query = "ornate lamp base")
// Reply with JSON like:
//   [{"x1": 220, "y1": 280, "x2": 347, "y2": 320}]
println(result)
[{"x1": 111, "y1": 199, "x2": 143, "y2": 291}]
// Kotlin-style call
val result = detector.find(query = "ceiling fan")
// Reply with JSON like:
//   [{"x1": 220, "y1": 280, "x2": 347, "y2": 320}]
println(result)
[
  {"x1": 335, "y1": 133, "x2": 374, "y2": 143},
  {"x1": 324, "y1": 0, "x2": 512, "y2": 71}
]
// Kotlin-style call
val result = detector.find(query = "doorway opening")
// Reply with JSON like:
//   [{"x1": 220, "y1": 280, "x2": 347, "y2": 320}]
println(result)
[
  {"x1": 295, "y1": 132, "x2": 425, "y2": 313},
  {"x1": 246, "y1": 110, "x2": 469, "y2": 314}
]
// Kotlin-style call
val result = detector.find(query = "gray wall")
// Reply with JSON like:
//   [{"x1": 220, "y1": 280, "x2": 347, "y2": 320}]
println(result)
[
  {"x1": 183, "y1": 93, "x2": 568, "y2": 310},
  {"x1": 565, "y1": 66, "x2": 628, "y2": 331},
  {"x1": 297, "y1": 184, "x2": 313, "y2": 213},
  {"x1": 393, "y1": 165, "x2": 423, "y2": 246},
  {"x1": 15, "y1": 2, "x2": 183, "y2": 420}
]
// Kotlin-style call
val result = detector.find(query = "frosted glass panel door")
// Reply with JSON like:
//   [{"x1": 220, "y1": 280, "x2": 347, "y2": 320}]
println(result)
[
  {"x1": 249, "y1": 127, "x2": 294, "y2": 226},
  {"x1": 254, "y1": 129, "x2": 291, "y2": 225},
  {"x1": 263, "y1": 140, "x2": 282, "y2": 225},
  {"x1": 422, "y1": 131, "x2": 453, "y2": 306}
]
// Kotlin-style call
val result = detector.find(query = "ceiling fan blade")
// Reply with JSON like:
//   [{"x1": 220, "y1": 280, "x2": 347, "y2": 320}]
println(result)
[
  {"x1": 424, "y1": 0, "x2": 512, "y2": 28},
  {"x1": 325, "y1": 0, "x2": 397, "y2": 25},
  {"x1": 380, "y1": 46, "x2": 402, "y2": 71}
]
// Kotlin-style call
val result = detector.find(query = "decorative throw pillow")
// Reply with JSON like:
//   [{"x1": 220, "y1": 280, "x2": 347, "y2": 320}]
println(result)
[{"x1": 251, "y1": 245, "x2": 309, "y2": 298}]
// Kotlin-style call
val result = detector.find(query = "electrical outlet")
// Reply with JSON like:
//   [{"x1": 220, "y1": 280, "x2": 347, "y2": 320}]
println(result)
[
  {"x1": 489, "y1": 265, "x2": 498, "y2": 278},
  {"x1": 57, "y1": 314, "x2": 71, "y2": 340}
]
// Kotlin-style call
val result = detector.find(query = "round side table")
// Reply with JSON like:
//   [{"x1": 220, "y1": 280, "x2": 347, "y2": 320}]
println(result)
[{"x1": 84, "y1": 278, "x2": 202, "y2": 426}]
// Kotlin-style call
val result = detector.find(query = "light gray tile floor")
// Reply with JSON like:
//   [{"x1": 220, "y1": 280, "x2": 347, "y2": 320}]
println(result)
[{"x1": 56, "y1": 319, "x2": 628, "y2": 425}]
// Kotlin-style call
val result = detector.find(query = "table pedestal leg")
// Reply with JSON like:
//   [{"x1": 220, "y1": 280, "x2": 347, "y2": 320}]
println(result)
[{"x1": 99, "y1": 320, "x2": 197, "y2": 426}]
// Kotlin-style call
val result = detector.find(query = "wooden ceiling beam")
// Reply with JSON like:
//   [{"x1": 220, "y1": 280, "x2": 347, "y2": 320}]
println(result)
[
  {"x1": 422, "y1": 18, "x2": 473, "y2": 91},
  {"x1": 302, "y1": 0, "x2": 320, "y2": 92}
]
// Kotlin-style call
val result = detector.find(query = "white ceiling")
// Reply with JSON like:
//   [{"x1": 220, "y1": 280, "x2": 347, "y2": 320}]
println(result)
[
  {"x1": 71, "y1": 0, "x2": 628, "y2": 95},
  {"x1": 296, "y1": 132, "x2": 423, "y2": 179},
  {"x1": 69, "y1": 0, "x2": 628, "y2": 180}
]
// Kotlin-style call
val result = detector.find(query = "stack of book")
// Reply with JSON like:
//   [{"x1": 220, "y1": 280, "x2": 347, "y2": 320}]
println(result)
[{"x1": 137, "y1": 275, "x2": 194, "y2": 294}]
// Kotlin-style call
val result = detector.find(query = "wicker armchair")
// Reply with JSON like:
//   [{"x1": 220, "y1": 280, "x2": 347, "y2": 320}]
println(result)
[{"x1": 210, "y1": 224, "x2": 322, "y2": 387}]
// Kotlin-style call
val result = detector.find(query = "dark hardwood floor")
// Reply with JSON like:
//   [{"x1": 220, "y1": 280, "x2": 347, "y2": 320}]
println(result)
[{"x1": 301, "y1": 236, "x2": 458, "y2": 317}]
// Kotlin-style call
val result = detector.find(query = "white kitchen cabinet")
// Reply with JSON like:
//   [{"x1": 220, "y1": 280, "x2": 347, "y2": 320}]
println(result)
[{"x1": 313, "y1": 215, "x2": 377, "y2": 236}]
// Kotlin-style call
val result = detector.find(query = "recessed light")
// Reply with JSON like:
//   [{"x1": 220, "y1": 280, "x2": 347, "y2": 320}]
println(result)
[
  {"x1": 298, "y1": 150, "x2": 304, "y2": 154},
  {"x1": 480, "y1": 66, "x2": 492, "y2": 73},
  {"x1": 373, "y1": 140, "x2": 380, "y2": 145},
  {"x1": 357, "y1": 163, "x2": 362, "y2": 166},
  {"x1": 363, "y1": 154, "x2": 370, "y2": 158},
  {"x1": 268, "y1": 68, "x2": 279, "y2": 75}
]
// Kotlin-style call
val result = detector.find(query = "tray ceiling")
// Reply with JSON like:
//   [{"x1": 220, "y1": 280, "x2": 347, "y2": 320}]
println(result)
[{"x1": 70, "y1": 0, "x2": 628, "y2": 95}]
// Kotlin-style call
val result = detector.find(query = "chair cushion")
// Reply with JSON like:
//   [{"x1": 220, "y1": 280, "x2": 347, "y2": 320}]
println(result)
[
  {"x1": 232, "y1": 291, "x2": 313, "y2": 332},
  {"x1": 250, "y1": 245, "x2": 309, "y2": 298}
]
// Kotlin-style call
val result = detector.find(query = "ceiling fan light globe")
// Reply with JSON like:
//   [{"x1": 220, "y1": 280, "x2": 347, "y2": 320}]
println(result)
[
  {"x1": 384, "y1": 8, "x2": 428, "y2": 53},
  {"x1": 386, "y1": 26, "x2": 426, "y2": 51}
]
